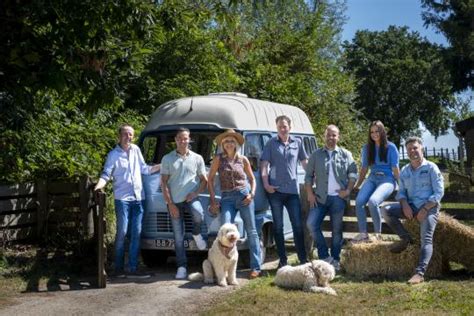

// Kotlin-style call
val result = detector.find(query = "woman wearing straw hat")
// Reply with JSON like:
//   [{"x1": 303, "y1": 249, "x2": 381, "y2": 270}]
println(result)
[{"x1": 208, "y1": 129, "x2": 262, "y2": 279}]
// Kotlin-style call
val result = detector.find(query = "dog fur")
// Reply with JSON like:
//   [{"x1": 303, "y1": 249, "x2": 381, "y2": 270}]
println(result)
[
  {"x1": 188, "y1": 223, "x2": 240, "y2": 286},
  {"x1": 274, "y1": 260, "x2": 337, "y2": 295}
]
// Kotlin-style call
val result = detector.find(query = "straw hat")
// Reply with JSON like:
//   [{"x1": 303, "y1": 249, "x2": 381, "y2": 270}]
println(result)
[{"x1": 215, "y1": 129, "x2": 244, "y2": 146}]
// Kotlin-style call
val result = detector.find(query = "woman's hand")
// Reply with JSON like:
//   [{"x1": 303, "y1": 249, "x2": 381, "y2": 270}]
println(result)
[{"x1": 242, "y1": 193, "x2": 253, "y2": 206}]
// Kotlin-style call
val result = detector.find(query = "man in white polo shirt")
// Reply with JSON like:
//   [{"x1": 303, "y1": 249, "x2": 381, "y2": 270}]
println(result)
[{"x1": 161, "y1": 128, "x2": 208, "y2": 279}]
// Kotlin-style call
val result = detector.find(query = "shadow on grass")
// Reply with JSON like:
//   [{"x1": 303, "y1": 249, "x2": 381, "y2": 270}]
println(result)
[{"x1": 2, "y1": 243, "x2": 98, "y2": 293}]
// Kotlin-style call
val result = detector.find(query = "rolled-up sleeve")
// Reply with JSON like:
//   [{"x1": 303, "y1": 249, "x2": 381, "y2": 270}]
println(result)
[
  {"x1": 428, "y1": 165, "x2": 444, "y2": 203},
  {"x1": 304, "y1": 154, "x2": 316, "y2": 185},
  {"x1": 346, "y1": 151, "x2": 358, "y2": 181},
  {"x1": 100, "y1": 152, "x2": 115, "y2": 182}
]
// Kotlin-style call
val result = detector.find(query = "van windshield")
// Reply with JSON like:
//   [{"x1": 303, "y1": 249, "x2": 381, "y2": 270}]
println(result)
[{"x1": 141, "y1": 131, "x2": 221, "y2": 166}]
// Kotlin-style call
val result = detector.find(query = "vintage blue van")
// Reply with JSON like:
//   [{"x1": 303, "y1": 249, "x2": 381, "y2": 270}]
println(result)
[{"x1": 138, "y1": 92, "x2": 317, "y2": 266}]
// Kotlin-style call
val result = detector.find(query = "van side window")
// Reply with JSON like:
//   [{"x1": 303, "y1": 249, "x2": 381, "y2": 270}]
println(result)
[
  {"x1": 310, "y1": 138, "x2": 317, "y2": 151},
  {"x1": 244, "y1": 134, "x2": 264, "y2": 171},
  {"x1": 303, "y1": 137, "x2": 312, "y2": 155}
]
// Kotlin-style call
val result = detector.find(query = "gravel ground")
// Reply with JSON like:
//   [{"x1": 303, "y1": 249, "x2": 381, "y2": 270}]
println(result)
[{"x1": 0, "y1": 256, "x2": 279, "y2": 316}]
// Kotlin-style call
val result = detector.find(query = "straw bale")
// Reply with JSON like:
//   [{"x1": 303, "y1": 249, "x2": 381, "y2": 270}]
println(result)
[
  {"x1": 343, "y1": 212, "x2": 474, "y2": 278},
  {"x1": 342, "y1": 241, "x2": 445, "y2": 278},
  {"x1": 404, "y1": 212, "x2": 474, "y2": 271}
]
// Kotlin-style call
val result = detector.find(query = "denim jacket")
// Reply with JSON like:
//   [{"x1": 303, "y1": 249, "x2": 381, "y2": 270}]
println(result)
[
  {"x1": 396, "y1": 159, "x2": 444, "y2": 209},
  {"x1": 305, "y1": 146, "x2": 358, "y2": 204}
]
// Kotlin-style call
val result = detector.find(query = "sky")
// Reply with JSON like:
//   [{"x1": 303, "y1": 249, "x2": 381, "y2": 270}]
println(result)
[{"x1": 341, "y1": 0, "x2": 473, "y2": 150}]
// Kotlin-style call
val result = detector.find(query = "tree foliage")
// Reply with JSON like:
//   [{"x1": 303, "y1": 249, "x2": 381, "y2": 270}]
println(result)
[
  {"x1": 344, "y1": 26, "x2": 458, "y2": 146},
  {"x1": 421, "y1": 0, "x2": 474, "y2": 92},
  {"x1": 0, "y1": 0, "x2": 365, "y2": 182}
]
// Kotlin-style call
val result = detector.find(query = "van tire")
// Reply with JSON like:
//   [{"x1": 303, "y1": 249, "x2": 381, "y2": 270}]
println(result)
[{"x1": 141, "y1": 249, "x2": 171, "y2": 267}]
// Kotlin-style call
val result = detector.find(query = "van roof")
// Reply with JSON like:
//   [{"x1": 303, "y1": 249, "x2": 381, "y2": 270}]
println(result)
[{"x1": 143, "y1": 94, "x2": 314, "y2": 134}]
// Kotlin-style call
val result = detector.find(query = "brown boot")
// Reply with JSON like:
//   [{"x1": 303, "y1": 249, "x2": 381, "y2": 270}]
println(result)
[{"x1": 389, "y1": 237, "x2": 412, "y2": 253}]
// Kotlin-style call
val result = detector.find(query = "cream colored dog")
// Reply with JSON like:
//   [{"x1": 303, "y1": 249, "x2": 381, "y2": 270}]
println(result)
[
  {"x1": 274, "y1": 260, "x2": 337, "y2": 295},
  {"x1": 189, "y1": 223, "x2": 240, "y2": 287}
]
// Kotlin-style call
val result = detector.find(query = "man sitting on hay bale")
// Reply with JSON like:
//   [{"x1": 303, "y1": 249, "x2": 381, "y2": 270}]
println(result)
[{"x1": 382, "y1": 136, "x2": 444, "y2": 285}]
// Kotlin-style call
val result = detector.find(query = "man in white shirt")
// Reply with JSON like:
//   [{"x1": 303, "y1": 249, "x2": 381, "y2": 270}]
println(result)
[{"x1": 95, "y1": 125, "x2": 160, "y2": 278}]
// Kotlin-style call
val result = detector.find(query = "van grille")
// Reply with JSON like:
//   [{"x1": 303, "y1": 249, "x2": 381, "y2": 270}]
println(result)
[{"x1": 143, "y1": 211, "x2": 206, "y2": 234}]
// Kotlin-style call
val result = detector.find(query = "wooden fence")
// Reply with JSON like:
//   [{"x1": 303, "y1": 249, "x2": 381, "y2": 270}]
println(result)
[
  {"x1": 399, "y1": 146, "x2": 466, "y2": 162},
  {"x1": 0, "y1": 176, "x2": 107, "y2": 288}
]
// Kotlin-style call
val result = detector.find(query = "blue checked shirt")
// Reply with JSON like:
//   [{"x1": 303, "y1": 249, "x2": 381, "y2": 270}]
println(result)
[{"x1": 396, "y1": 159, "x2": 444, "y2": 209}]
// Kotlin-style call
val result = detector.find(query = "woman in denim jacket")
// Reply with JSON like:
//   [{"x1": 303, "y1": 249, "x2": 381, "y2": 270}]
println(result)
[
  {"x1": 352, "y1": 121, "x2": 400, "y2": 243},
  {"x1": 208, "y1": 129, "x2": 261, "y2": 279}
]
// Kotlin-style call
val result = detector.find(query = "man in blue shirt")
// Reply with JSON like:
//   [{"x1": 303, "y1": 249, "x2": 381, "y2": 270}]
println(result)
[
  {"x1": 161, "y1": 128, "x2": 208, "y2": 279},
  {"x1": 382, "y1": 136, "x2": 444, "y2": 284},
  {"x1": 260, "y1": 115, "x2": 308, "y2": 267},
  {"x1": 95, "y1": 124, "x2": 160, "y2": 278}
]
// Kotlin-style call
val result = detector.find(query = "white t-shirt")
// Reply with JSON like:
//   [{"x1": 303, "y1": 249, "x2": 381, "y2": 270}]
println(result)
[{"x1": 327, "y1": 150, "x2": 341, "y2": 196}]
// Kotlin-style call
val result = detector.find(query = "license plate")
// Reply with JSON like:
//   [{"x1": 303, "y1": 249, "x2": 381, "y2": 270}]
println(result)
[{"x1": 155, "y1": 239, "x2": 189, "y2": 248}]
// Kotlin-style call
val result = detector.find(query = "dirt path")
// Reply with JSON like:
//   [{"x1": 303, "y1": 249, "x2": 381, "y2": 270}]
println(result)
[{"x1": 0, "y1": 258, "x2": 278, "y2": 316}]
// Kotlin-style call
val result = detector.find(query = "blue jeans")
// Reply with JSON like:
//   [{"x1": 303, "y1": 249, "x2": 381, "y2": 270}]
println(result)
[
  {"x1": 221, "y1": 188, "x2": 261, "y2": 272},
  {"x1": 171, "y1": 198, "x2": 204, "y2": 268},
  {"x1": 306, "y1": 196, "x2": 346, "y2": 261},
  {"x1": 355, "y1": 174, "x2": 395, "y2": 233},
  {"x1": 114, "y1": 199, "x2": 144, "y2": 272},
  {"x1": 382, "y1": 202, "x2": 439, "y2": 275},
  {"x1": 267, "y1": 191, "x2": 307, "y2": 265}
]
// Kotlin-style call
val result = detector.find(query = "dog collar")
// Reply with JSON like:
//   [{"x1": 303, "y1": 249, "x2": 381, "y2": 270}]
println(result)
[{"x1": 218, "y1": 241, "x2": 234, "y2": 259}]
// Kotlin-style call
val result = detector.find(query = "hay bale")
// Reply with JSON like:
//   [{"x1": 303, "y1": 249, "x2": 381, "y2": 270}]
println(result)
[
  {"x1": 344, "y1": 212, "x2": 474, "y2": 278},
  {"x1": 342, "y1": 241, "x2": 445, "y2": 278},
  {"x1": 437, "y1": 213, "x2": 473, "y2": 270},
  {"x1": 404, "y1": 212, "x2": 474, "y2": 271}
]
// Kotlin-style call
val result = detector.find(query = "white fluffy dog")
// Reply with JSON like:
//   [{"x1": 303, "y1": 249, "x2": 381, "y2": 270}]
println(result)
[
  {"x1": 189, "y1": 223, "x2": 240, "y2": 287},
  {"x1": 274, "y1": 260, "x2": 337, "y2": 295}
]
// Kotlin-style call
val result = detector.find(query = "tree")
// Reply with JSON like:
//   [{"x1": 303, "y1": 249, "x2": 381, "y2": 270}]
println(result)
[
  {"x1": 344, "y1": 26, "x2": 458, "y2": 146},
  {"x1": 421, "y1": 0, "x2": 474, "y2": 92},
  {"x1": 210, "y1": 0, "x2": 366, "y2": 154},
  {"x1": 0, "y1": 0, "x2": 157, "y2": 129}
]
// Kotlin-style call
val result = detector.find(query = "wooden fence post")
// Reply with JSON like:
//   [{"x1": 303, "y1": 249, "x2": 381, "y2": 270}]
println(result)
[
  {"x1": 36, "y1": 179, "x2": 48, "y2": 241},
  {"x1": 95, "y1": 191, "x2": 107, "y2": 288}
]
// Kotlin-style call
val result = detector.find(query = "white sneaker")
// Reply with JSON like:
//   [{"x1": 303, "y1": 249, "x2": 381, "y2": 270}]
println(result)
[
  {"x1": 351, "y1": 233, "x2": 370, "y2": 244},
  {"x1": 175, "y1": 267, "x2": 187, "y2": 279},
  {"x1": 193, "y1": 234, "x2": 207, "y2": 250},
  {"x1": 332, "y1": 260, "x2": 341, "y2": 272},
  {"x1": 322, "y1": 256, "x2": 334, "y2": 264}
]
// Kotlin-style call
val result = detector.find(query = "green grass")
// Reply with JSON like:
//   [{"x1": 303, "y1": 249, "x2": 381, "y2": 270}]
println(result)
[{"x1": 203, "y1": 272, "x2": 474, "y2": 315}]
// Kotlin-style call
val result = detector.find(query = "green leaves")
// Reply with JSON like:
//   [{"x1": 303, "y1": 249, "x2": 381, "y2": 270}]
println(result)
[{"x1": 344, "y1": 26, "x2": 458, "y2": 146}]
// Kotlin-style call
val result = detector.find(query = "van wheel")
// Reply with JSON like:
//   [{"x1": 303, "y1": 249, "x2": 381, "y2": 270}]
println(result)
[{"x1": 141, "y1": 249, "x2": 171, "y2": 267}]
